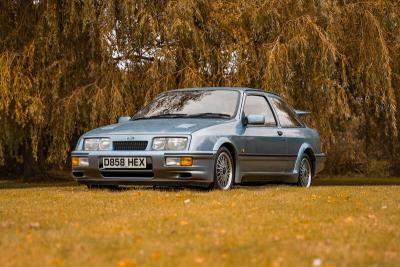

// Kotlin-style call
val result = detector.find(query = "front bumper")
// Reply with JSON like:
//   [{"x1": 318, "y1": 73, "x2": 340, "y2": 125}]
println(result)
[{"x1": 71, "y1": 151, "x2": 215, "y2": 186}]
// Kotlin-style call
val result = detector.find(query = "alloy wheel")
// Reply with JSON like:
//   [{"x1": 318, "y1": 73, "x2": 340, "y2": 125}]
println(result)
[
  {"x1": 215, "y1": 151, "x2": 233, "y2": 190},
  {"x1": 298, "y1": 157, "x2": 312, "y2": 187}
]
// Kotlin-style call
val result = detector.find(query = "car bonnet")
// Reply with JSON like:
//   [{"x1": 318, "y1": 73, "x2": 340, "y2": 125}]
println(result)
[{"x1": 84, "y1": 118, "x2": 230, "y2": 136}]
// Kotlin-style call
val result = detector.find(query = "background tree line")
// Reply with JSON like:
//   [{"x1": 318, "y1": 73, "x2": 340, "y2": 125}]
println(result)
[{"x1": 0, "y1": 0, "x2": 399, "y2": 179}]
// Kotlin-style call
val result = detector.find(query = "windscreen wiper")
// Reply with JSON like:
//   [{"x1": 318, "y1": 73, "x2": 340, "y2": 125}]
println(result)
[
  {"x1": 188, "y1": 113, "x2": 231, "y2": 118},
  {"x1": 131, "y1": 113, "x2": 189, "y2": 120}
]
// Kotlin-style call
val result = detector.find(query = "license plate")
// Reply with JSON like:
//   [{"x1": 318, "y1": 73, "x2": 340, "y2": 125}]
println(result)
[{"x1": 102, "y1": 157, "x2": 146, "y2": 169}]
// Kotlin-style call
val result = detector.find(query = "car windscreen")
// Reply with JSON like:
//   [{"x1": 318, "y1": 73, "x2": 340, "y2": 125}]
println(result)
[{"x1": 133, "y1": 90, "x2": 240, "y2": 119}]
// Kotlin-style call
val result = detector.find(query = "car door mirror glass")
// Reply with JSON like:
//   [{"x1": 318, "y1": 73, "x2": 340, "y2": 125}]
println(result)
[
  {"x1": 118, "y1": 116, "x2": 131, "y2": 123},
  {"x1": 246, "y1": 114, "x2": 265, "y2": 125}
]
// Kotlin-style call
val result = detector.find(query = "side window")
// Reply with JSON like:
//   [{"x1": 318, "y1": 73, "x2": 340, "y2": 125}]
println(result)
[
  {"x1": 268, "y1": 97, "x2": 303, "y2": 128},
  {"x1": 244, "y1": 95, "x2": 277, "y2": 126}
]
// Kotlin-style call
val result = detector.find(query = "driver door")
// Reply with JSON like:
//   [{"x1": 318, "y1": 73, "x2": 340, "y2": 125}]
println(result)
[{"x1": 239, "y1": 94, "x2": 288, "y2": 176}]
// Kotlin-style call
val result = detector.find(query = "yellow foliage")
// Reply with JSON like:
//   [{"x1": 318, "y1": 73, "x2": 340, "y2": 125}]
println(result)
[{"x1": 0, "y1": 0, "x2": 400, "y2": 175}]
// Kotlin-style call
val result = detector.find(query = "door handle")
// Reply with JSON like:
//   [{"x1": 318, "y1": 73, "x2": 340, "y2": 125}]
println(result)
[{"x1": 277, "y1": 130, "x2": 283, "y2": 136}]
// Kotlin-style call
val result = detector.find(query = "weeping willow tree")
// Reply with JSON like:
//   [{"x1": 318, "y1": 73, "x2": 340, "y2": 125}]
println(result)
[{"x1": 0, "y1": 0, "x2": 399, "y2": 178}]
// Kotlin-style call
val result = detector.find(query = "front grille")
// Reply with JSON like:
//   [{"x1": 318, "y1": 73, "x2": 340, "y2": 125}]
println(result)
[{"x1": 113, "y1": 141, "x2": 148, "y2": 151}]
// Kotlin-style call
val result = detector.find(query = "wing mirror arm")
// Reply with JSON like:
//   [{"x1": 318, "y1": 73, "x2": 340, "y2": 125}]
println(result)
[{"x1": 242, "y1": 115, "x2": 248, "y2": 126}]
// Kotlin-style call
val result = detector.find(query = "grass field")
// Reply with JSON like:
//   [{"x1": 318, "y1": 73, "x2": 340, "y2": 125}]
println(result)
[{"x1": 1, "y1": 177, "x2": 399, "y2": 267}]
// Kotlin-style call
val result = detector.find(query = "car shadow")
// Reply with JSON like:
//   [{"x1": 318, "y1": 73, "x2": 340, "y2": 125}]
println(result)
[
  {"x1": 0, "y1": 179, "x2": 210, "y2": 192},
  {"x1": 117, "y1": 185, "x2": 211, "y2": 192},
  {"x1": 239, "y1": 178, "x2": 400, "y2": 188},
  {"x1": 2, "y1": 177, "x2": 400, "y2": 191},
  {"x1": 313, "y1": 177, "x2": 400, "y2": 186}
]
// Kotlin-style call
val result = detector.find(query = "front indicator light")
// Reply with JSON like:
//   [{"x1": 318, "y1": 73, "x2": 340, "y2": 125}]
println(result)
[
  {"x1": 71, "y1": 156, "x2": 79, "y2": 167},
  {"x1": 180, "y1": 157, "x2": 192, "y2": 166}
]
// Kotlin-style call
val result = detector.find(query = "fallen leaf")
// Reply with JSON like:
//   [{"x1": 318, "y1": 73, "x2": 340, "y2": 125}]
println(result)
[
  {"x1": 116, "y1": 259, "x2": 136, "y2": 267},
  {"x1": 343, "y1": 216, "x2": 353, "y2": 223},
  {"x1": 28, "y1": 222, "x2": 40, "y2": 229},
  {"x1": 50, "y1": 258, "x2": 64, "y2": 267},
  {"x1": 194, "y1": 257, "x2": 204, "y2": 263},
  {"x1": 150, "y1": 251, "x2": 161, "y2": 260},
  {"x1": 271, "y1": 256, "x2": 283, "y2": 267},
  {"x1": 217, "y1": 228, "x2": 226, "y2": 235},
  {"x1": 1, "y1": 221, "x2": 13, "y2": 228},
  {"x1": 312, "y1": 258, "x2": 322, "y2": 267}
]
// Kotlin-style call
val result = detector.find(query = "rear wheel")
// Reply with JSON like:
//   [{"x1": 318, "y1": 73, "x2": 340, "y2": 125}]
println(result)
[
  {"x1": 212, "y1": 147, "x2": 235, "y2": 190},
  {"x1": 297, "y1": 154, "x2": 312, "y2": 188}
]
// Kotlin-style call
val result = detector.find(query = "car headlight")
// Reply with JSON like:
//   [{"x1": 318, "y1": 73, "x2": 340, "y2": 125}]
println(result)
[
  {"x1": 152, "y1": 137, "x2": 188, "y2": 151},
  {"x1": 83, "y1": 138, "x2": 112, "y2": 151},
  {"x1": 99, "y1": 138, "x2": 112, "y2": 150}
]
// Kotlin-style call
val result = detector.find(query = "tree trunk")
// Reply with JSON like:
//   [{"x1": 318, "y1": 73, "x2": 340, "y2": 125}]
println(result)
[{"x1": 22, "y1": 140, "x2": 37, "y2": 181}]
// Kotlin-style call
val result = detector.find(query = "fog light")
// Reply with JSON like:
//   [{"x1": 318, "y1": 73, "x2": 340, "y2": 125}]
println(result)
[
  {"x1": 180, "y1": 157, "x2": 192, "y2": 166},
  {"x1": 79, "y1": 157, "x2": 89, "y2": 167},
  {"x1": 165, "y1": 157, "x2": 180, "y2": 166},
  {"x1": 71, "y1": 156, "x2": 89, "y2": 167}
]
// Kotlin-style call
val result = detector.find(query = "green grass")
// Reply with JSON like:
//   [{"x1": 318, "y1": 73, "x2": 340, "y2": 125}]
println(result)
[{"x1": 0, "y1": 177, "x2": 399, "y2": 267}]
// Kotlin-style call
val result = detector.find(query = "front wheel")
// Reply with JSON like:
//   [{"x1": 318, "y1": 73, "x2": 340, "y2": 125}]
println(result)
[
  {"x1": 297, "y1": 154, "x2": 312, "y2": 188},
  {"x1": 212, "y1": 147, "x2": 235, "y2": 190}
]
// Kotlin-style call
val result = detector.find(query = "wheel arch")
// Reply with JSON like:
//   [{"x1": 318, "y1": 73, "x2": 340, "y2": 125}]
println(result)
[
  {"x1": 293, "y1": 143, "x2": 316, "y2": 176},
  {"x1": 213, "y1": 138, "x2": 240, "y2": 184}
]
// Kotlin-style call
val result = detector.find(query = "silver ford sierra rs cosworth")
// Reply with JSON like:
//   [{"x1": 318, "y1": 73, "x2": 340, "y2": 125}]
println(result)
[{"x1": 71, "y1": 87, "x2": 326, "y2": 190}]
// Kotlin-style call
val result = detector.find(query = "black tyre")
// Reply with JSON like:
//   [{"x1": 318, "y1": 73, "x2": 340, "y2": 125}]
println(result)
[
  {"x1": 297, "y1": 154, "x2": 312, "y2": 188},
  {"x1": 212, "y1": 147, "x2": 235, "y2": 190}
]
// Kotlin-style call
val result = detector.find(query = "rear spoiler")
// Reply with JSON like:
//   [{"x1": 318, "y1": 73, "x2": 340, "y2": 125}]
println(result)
[{"x1": 294, "y1": 109, "x2": 311, "y2": 117}]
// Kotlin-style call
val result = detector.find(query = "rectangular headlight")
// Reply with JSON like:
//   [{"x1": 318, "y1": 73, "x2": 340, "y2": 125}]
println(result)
[
  {"x1": 84, "y1": 138, "x2": 111, "y2": 151},
  {"x1": 152, "y1": 138, "x2": 166, "y2": 150},
  {"x1": 166, "y1": 138, "x2": 188, "y2": 150},
  {"x1": 152, "y1": 137, "x2": 188, "y2": 151},
  {"x1": 99, "y1": 138, "x2": 112, "y2": 150}
]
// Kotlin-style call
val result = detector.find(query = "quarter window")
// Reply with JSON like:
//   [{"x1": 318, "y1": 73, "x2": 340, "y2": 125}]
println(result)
[
  {"x1": 243, "y1": 95, "x2": 277, "y2": 126},
  {"x1": 268, "y1": 97, "x2": 303, "y2": 127}
]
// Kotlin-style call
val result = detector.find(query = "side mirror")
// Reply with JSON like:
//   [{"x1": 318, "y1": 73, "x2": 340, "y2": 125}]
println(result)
[
  {"x1": 118, "y1": 116, "x2": 131, "y2": 123},
  {"x1": 245, "y1": 114, "x2": 265, "y2": 126}
]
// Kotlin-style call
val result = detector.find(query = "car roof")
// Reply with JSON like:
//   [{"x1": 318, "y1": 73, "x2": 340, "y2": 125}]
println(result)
[{"x1": 168, "y1": 87, "x2": 281, "y2": 97}]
